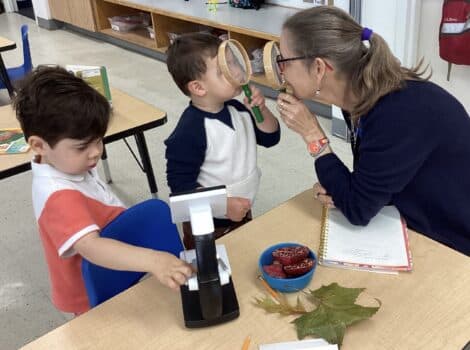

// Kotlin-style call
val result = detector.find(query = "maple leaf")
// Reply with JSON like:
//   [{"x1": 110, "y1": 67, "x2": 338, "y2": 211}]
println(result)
[
  {"x1": 254, "y1": 283, "x2": 381, "y2": 346},
  {"x1": 254, "y1": 294, "x2": 308, "y2": 315}
]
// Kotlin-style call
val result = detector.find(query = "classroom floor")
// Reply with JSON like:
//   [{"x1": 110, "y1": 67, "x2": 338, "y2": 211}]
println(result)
[{"x1": 0, "y1": 13, "x2": 353, "y2": 349}]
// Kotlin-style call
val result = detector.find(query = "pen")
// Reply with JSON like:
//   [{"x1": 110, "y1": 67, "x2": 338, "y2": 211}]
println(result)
[
  {"x1": 257, "y1": 275, "x2": 281, "y2": 302},
  {"x1": 206, "y1": 1, "x2": 228, "y2": 4},
  {"x1": 241, "y1": 335, "x2": 251, "y2": 350}
]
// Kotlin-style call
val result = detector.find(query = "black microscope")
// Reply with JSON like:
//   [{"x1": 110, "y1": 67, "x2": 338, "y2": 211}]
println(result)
[{"x1": 169, "y1": 185, "x2": 239, "y2": 328}]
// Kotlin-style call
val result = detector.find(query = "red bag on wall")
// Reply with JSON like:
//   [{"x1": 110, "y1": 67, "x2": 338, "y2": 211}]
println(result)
[{"x1": 439, "y1": 0, "x2": 470, "y2": 78}]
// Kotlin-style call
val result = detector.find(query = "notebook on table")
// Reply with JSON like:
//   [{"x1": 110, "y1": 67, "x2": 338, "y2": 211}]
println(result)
[
  {"x1": 259, "y1": 338, "x2": 338, "y2": 350},
  {"x1": 319, "y1": 206, "x2": 412, "y2": 273}
]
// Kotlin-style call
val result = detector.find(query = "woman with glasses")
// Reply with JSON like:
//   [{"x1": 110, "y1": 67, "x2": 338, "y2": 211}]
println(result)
[{"x1": 276, "y1": 6, "x2": 470, "y2": 255}]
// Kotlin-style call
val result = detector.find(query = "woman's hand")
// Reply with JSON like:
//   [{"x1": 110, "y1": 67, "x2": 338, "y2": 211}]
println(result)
[
  {"x1": 313, "y1": 182, "x2": 335, "y2": 208},
  {"x1": 277, "y1": 93, "x2": 325, "y2": 142}
]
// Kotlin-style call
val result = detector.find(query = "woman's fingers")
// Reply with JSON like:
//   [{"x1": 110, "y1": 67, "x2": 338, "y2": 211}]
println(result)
[
  {"x1": 313, "y1": 182, "x2": 325, "y2": 193},
  {"x1": 278, "y1": 108, "x2": 302, "y2": 130},
  {"x1": 278, "y1": 92, "x2": 297, "y2": 104},
  {"x1": 314, "y1": 182, "x2": 335, "y2": 207},
  {"x1": 277, "y1": 93, "x2": 298, "y2": 111},
  {"x1": 316, "y1": 193, "x2": 335, "y2": 208},
  {"x1": 278, "y1": 94, "x2": 325, "y2": 141}
]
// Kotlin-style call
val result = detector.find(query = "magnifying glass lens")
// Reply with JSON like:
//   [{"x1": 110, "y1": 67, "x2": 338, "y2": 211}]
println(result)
[
  {"x1": 225, "y1": 42, "x2": 249, "y2": 85},
  {"x1": 270, "y1": 44, "x2": 284, "y2": 87}
]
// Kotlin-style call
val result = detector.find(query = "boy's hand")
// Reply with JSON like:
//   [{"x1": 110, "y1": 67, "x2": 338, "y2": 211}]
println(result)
[
  {"x1": 152, "y1": 252, "x2": 194, "y2": 291},
  {"x1": 227, "y1": 197, "x2": 251, "y2": 222},
  {"x1": 243, "y1": 85, "x2": 266, "y2": 111}
]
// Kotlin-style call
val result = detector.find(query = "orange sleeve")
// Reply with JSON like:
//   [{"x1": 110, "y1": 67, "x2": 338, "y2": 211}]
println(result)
[{"x1": 38, "y1": 189, "x2": 99, "y2": 255}]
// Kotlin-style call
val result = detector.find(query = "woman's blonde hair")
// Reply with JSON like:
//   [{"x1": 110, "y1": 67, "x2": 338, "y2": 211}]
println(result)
[{"x1": 283, "y1": 6, "x2": 429, "y2": 120}]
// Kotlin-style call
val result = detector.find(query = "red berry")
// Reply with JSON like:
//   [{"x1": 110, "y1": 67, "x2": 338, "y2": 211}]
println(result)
[
  {"x1": 263, "y1": 264, "x2": 287, "y2": 278},
  {"x1": 272, "y1": 245, "x2": 309, "y2": 265},
  {"x1": 283, "y1": 258, "x2": 315, "y2": 276}
]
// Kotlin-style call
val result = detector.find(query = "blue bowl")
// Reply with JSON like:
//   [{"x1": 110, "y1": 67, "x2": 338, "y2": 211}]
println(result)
[{"x1": 259, "y1": 242, "x2": 316, "y2": 293}]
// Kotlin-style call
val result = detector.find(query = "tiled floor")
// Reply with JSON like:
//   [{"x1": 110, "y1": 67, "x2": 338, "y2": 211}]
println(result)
[{"x1": 0, "y1": 13, "x2": 353, "y2": 349}]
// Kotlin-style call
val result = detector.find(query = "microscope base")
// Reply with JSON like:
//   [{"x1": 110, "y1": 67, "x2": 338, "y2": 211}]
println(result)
[{"x1": 180, "y1": 278, "x2": 240, "y2": 328}]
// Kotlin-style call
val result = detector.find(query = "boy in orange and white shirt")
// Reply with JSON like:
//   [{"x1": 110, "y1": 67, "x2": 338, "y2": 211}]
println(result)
[{"x1": 13, "y1": 66, "x2": 193, "y2": 315}]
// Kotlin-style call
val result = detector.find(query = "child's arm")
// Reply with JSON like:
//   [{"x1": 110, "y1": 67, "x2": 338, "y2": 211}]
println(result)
[
  {"x1": 74, "y1": 231, "x2": 193, "y2": 290},
  {"x1": 244, "y1": 85, "x2": 279, "y2": 133},
  {"x1": 164, "y1": 113, "x2": 207, "y2": 193},
  {"x1": 227, "y1": 197, "x2": 251, "y2": 222}
]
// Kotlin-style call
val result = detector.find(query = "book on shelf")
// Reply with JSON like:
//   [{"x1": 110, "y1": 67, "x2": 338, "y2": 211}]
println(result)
[
  {"x1": 0, "y1": 128, "x2": 30, "y2": 155},
  {"x1": 318, "y1": 205, "x2": 412, "y2": 273},
  {"x1": 65, "y1": 65, "x2": 112, "y2": 105}
]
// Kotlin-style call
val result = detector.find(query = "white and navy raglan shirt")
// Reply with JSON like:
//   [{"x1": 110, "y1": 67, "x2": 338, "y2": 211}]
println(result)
[{"x1": 165, "y1": 99, "x2": 280, "y2": 207}]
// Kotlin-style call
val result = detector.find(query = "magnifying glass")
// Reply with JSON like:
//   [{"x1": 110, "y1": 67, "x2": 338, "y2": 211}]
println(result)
[
  {"x1": 263, "y1": 41, "x2": 287, "y2": 93},
  {"x1": 218, "y1": 39, "x2": 264, "y2": 123}
]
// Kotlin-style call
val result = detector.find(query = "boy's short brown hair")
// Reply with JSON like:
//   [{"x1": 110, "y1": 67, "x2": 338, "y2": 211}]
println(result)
[
  {"x1": 13, "y1": 65, "x2": 110, "y2": 148},
  {"x1": 166, "y1": 33, "x2": 222, "y2": 96}
]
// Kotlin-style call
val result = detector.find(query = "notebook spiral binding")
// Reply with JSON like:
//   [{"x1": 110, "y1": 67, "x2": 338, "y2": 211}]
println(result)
[{"x1": 318, "y1": 205, "x2": 329, "y2": 264}]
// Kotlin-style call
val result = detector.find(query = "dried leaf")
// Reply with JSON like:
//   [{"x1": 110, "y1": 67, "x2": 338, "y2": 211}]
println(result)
[
  {"x1": 307, "y1": 283, "x2": 365, "y2": 306},
  {"x1": 254, "y1": 283, "x2": 381, "y2": 346},
  {"x1": 254, "y1": 295, "x2": 307, "y2": 315}
]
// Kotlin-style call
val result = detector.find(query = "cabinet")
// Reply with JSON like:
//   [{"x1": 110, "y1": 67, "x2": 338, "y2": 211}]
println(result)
[
  {"x1": 49, "y1": 0, "x2": 97, "y2": 32},
  {"x1": 91, "y1": 0, "x2": 302, "y2": 89}
]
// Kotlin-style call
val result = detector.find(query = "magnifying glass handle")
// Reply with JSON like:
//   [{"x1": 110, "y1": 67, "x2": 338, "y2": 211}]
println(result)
[{"x1": 242, "y1": 84, "x2": 264, "y2": 123}]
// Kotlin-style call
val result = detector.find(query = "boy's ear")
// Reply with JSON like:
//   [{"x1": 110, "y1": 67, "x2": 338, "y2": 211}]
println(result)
[
  {"x1": 28, "y1": 136, "x2": 49, "y2": 155},
  {"x1": 187, "y1": 80, "x2": 207, "y2": 97}
]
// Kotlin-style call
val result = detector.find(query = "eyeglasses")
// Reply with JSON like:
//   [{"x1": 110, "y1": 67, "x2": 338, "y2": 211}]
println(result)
[{"x1": 276, "y1": 54, "x2": 334, "y2": 72}]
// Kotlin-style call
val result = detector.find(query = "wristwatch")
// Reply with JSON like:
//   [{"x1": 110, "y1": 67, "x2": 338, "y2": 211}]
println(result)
[{"x1": 307, "y1": 137, "x2": 329, "y2": 157}]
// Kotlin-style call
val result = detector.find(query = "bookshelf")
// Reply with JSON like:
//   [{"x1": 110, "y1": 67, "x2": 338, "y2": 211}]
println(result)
[
  {"x1": 89, "y1": 0, "x2": 300, "y2": 89},
  {"x1": 46, "y1": 0, "x2": 334, "y2": 121}
]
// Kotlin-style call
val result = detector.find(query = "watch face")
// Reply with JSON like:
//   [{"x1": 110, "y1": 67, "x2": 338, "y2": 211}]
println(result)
[
  {"x1": 308, "y1": 142, "x2": 321, "y2": 154},
  {"x1": 308, "y1": 137, "x2": 329, "y2": 155}
]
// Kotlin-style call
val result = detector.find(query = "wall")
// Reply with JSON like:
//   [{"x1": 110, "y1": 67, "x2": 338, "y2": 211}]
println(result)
[
  {"x1": 266, "y1": 1, "x2": 421, "y2": 67},
  {"x1": 417, "y1": 0, "x2": 470, "y2": 112},
  {"x1": 31, "y1": 0, "x2": 51, "y2": 20},
  {"x1": 4, "y1": 0, "x2": 18, "y2": 12},
  {"x1": 266, "y1": 0, "x2": 349, "y2": 11},
  {"x1": 361, "y1": 0, "x2": 421, "y2": 68},
  {"x1": 362, "y1": 0, "x2": 469, "y2": 112}
]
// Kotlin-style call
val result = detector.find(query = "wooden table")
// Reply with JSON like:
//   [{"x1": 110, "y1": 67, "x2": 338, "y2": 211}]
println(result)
[
  {"x1": 0, "y1": 88, "x2": 166, "y2": 196},
  {"x1": 20, "y1": 189, "x2": 470, "y2": 350},
  {"x1": 0, "y1": 35, "x2": 17, "y2": 98}
]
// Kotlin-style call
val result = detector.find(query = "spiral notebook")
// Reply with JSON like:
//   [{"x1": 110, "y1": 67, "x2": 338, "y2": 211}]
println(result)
[
  {"x1": 259, "y1": 338, "x2": 338, "y2": 349},
  {"x1": 319, "y1": 206, "x2": 412, "y2": 273}
]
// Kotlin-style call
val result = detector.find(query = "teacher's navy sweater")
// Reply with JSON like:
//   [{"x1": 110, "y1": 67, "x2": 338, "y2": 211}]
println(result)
[{"x1": 315, "y1": 80, "x2": 470, "y2": 256}]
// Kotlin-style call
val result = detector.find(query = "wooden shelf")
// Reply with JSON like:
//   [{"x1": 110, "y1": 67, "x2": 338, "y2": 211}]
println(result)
[
  {"x1": 49, "y1": 0, "x2": 97, "y2": 31},
  {"x1": 100, "y1": 28, "x2": 158, "y2": 50},
  {"x1": 89, "y1": 0, "x2": 294, "y2": 90},
  {"x1": 251, "y1": 73, "x2": 272, "y2": 88}
]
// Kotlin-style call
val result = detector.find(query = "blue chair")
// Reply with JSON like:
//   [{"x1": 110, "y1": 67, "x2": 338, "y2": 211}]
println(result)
[
  {"x1": 81, "y1": 199, "x2": 184, "y2": 308},
  {"x1": 0, "y1": 25, "x2": 33, "y2": 91}
]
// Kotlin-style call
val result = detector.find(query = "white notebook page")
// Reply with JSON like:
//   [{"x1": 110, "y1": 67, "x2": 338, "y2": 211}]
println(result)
[
  {"x1": 259, "y1": 338, "x2": 338, "y2": 350},
  {"x1": 324, "y1": 206, "x2": 409, "y2": 267}
]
